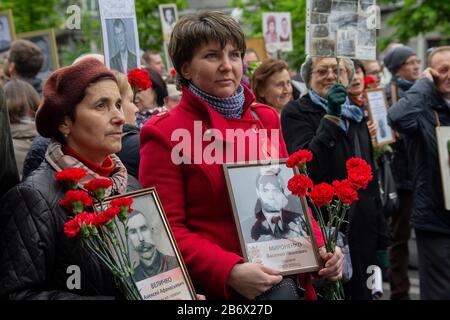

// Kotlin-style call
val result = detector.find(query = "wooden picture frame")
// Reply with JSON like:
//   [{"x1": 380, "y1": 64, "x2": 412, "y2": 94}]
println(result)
[
  {"x1": 159, "y1": 3, "x2": 178, "y2": 44},
  {"x1": 101, "y1": 187, "x2": 197, "y2": 300},
  {"x1": 365, "y1": 87, "x2": 396, "y2": 146},
  {"x1": 17, "y1": 29, "x2": 59, "y2": 81},
  {"x1": 0, "y1": 9, "x2": 16, "y2": 52},
  {"x1": 223, "y1": 160, "x2": 321, "y2": 276},
  {"x1": 245, "y1": 37, "x2": 268, "y2": 62}
]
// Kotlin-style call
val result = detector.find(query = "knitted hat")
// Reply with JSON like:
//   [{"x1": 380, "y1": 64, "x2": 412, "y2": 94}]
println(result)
[
  {"x1": 383, "y1": 46, "x2": 416, "y2": 74},
  {"x1": 35, "y1": 58, "x2": 116, "y2": 139},
  {"x1": 300, "y1": 55, "x2": 354, "y2": 89}
]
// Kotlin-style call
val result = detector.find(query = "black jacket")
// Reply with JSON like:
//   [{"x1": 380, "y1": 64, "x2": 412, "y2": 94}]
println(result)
[
  {"x1": 0, "y1": 161, "x2": 141, "y2": 300},
  {"x1": 385, "y1": 81, "x2": 414, "y2": 190},
  {"x1": 22, "y1": 135, "x2": 50, "y2": 180},
  {"x1": 388, "y1": 78, "x2": 450, "y2": 235},
  {"x1": 281, "y1": 94, "x2": 388, "y2": 299},
  {"x1": 116, "y1": 124, "x2": 140, "y2": 179}
]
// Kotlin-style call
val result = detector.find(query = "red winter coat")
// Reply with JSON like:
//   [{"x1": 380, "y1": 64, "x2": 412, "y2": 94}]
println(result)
[{"x1": 139, "y1": 85, "x2": 324, "y2": 299}]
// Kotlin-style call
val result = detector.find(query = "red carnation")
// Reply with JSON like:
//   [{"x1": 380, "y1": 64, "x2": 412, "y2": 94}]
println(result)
[
  {"x1": 93, "y1": 207, "x2": 120, "y2": 226},
  {"x1": 346, "y1": 158, "x2": 373, "y2": 189},
  {"x1": 364, "y1": 75, "x2": 376, "y2": 89},
  {"x1": 127, "y1": 68, "x2": 152, "y2": 91},
  {"x1": 169, "y1": 68, "x2": 177, "y2": 76},
  {"x1": 64, "y1": 211, "x2": 95, "y2": 238},
  {"x1": 288, "y1": 174, "x2": 313, "y2": 197},
  {"x1": 310, "y1": 182, "x2": 335, "y2": 207},
  {"x1": 286, "y1": 149, "x2": 313, "y2": 168},
  {"x1": 55, "y1": 168, "x2": 87, "y2": 182},
  {"x1": 333, "y1": 179, "x2": 359, "y2": 205},
  {"x1": 110, "y1": 197, "x2": 133, "y2": 208},
  {"x1": 84, "y1": 178, "x2": 113, "y2": 193},
  {"x1": 60, "y1": 190, "x2": 93, "y2": 214}
]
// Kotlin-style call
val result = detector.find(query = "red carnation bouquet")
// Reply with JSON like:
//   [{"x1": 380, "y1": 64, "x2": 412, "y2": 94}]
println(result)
[
  {"x1": 127, "y1": 68, "x2": 152, "y2": 103},
  {"x1": 287, "y1": 150, "x2": 373, "y2": 300},
  {"x1": 55, "y1": 168, "x2": 142, "y2": 300}
]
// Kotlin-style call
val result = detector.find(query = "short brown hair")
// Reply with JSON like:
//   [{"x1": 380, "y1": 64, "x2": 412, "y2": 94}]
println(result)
[
  {"x1": 251, "y1": 58, "x2": 289, "y2": 104},
  {"x1": 168, "y1": 11, "x2": 246, "y2": 86},
  {"x1": 141, "y1": 50, "x2": 161, "y2": 67},
  {"x1": 427, "y1": 46, "x2": 450, "y2": 67},
  {"x1": 4, "y1": 79, "x2": 40, "y2": 124},
  {"x1": 110, "y1": 70, "x2": 130, "y2": 97},
  {"x1": 8, "y1": 39, "x2": 44, "y2": 78}
]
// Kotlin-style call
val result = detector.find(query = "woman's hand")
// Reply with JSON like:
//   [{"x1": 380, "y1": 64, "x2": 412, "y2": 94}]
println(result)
[
  {"x1": 318, "y1": 246, "x2": 344, "y2": 281},
  {"x1": 196, "y1": 294, "x2": 206, "y2": 300},
  {"x1": 227, "y1": 263, "x2": 283, "y2": 299},
  {"x1": 367, "y1": 120, "x2": 377, "y2": 141}
]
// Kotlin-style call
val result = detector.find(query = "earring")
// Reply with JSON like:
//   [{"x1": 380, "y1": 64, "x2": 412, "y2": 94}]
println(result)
[{"x1": 64, "y1": 133, "x2": 69, "y2": 138}]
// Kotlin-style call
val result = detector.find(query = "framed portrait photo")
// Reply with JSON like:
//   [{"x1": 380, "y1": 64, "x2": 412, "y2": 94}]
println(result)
[
  {"x1": 365, "y1": 88, "x2": 396, "y2": 146},
  {"x1": 101, "y1": 188, "x2": 197, "y2": 300},
  {"x1": 0, "y1": 9, "x2": 16, "y2": 53},
  {"x1": 223, "y1": 160, "x2": 321, "y2": 275},
  {"x1": 98, "y1": 0, "x2": 140, "y2": 74},
  {"x1": 17, "y1": 29, "x2": 59, "y2": 81},
  {"x1": 245, "y1": 37, "x2": 268, "y2": 62},
  {"x1": 435, "y1": 126, "x2": 450, "y2": 211},
  {"x1": 159, "y1": 4, "x2": 178, "y2": 43}
]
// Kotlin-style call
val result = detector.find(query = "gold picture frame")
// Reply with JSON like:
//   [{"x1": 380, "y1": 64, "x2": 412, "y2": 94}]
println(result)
[
  {"x1": 17, "y1": 28, "x2": 60, "y2": 80},
  {"x1": 101, "y1": 187, "x2": 197, "y2": 300},
  {"x1": 365, "y1": 87, "x2": 396, "y2": 146},
  {"x1": 223, "y1": 159, "x2": 321, "y2": 276},
  {"x1": 0, "y1": 9, "x2": 16, "y2": 52}
]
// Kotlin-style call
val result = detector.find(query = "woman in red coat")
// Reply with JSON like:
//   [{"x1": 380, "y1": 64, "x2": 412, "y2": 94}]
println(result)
[{"x1": 139, "y1": 11, "x2": 343, "y2": 300}]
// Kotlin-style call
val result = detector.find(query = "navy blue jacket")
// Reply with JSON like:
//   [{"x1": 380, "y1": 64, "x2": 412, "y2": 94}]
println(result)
[{"x1": 388, "y1": 78, "x2": 450, "y2": 235}]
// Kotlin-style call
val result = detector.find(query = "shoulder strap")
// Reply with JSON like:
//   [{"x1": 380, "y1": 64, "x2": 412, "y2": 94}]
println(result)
[
  {"x1": 390, "y1": 83, "x2": 398, "y2": 104},
  {"x1": 434, "y1": 110, "x2": 441, "y2": 127}
]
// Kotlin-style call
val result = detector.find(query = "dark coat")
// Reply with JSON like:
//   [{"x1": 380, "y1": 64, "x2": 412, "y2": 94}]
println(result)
[
  {"x1": 281, "y1": 94, "x2": 388, "y2": 300},
  {"x1": 0, "y1": 161, "x2": 141, "y2": 300},
  {"x1": 385, "y1": 81, "x2": 414, "y2": 190},
  {"x1": 388, "y1": 78, "x2": 450, "y2": 235},
  {"x1": 22, "y1": 135, "x2": 50, "y2": 180},
  {"x1": 109, "y1": 50, "x2": 137, "y2": 74},
  {"x1": 116, "y1": 124, "x2": 140, "y2": 179}
]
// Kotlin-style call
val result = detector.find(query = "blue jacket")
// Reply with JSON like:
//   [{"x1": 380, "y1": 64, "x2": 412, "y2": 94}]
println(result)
[{"x1": 388, "y1": 78, "x2": 450, "y2": 235}]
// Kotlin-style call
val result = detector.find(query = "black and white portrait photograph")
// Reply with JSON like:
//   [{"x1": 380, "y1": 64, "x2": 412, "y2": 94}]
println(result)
[
  {"x1": 312, "y1": 38, "x2": 336, "y2": 56},
  {"x1": 312, "y1": 0, "x2": 332, "y2": 13},
  {"x1": 332, "y1": 0, "x2": 358, "y2": 13},
  {"x1": 0, "y1": 10, "x2": 15, "y2": 52},
  {"x1": 365, "y1": 88, "x2": 395, "y2": 146},
  {"x1": 103, "y1": 188, "x2": 196, "y2": 300},
  {"x1": 106, "y1": 18, "x2": 138, "y2": 74},
  {"x1": 223, "y1": 161, "x2": 320, "y2": 275},
  {"x1": 337, "y1": 29, "x2": 356, "y2": 57},
  {"x1": 312, "y1": 24, "x2": 329, "y2": 38},
  {"x1": 311, "y1": 13, "x2": 328, "y2": 24},
  {"x1": 159, "y1": 4, "x2": 178, "y2": 42},
  {"x1": 18, "y1": 29, "x2": 59, "y2": 81},
  {"x1": 98, "y1": 0, "x2": 141, "y2": 74}
]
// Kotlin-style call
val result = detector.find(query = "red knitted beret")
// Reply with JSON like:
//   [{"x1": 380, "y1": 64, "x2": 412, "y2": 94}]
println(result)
[{"x1": 35, "y1": 58, "x2": 117, "y2": 139}]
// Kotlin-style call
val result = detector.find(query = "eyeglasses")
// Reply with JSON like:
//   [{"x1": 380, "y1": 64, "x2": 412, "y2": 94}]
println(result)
[
  {"x1": 403, "y1": 59, "x2": 421, "y2": 66},
  {"x1": 312, "y1": 66, "x2": 346, "y2": 77},
  {"x1": 366, "y1": 70, "x2": 381, "y2": 76}
]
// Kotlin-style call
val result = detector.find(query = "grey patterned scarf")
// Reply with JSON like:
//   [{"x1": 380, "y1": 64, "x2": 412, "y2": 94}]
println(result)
[{"x1": 45, "y1": 140, "x2": 128, "y2": 196}]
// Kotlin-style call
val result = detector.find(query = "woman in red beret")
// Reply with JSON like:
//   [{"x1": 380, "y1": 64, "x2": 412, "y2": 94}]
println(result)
[
  {"x1": 139, "y1": 11, "x2": 343, "y2": 300},
  {"x1": 0, "y1": 58, "x2": 141, "y2": 299}
]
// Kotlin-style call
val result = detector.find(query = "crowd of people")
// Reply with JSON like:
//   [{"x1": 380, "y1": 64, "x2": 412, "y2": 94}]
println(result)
[{"x1": 0, "y1": 10, "x2": 449, "y2": 301}]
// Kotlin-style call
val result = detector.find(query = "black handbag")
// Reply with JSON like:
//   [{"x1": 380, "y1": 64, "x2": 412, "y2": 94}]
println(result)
[
  {"x1": 378, "y1": 152, "x2": 399, "y2": 217},
  {"x1": 256, "y1": 278, "x2": 301, "y2": 300}
]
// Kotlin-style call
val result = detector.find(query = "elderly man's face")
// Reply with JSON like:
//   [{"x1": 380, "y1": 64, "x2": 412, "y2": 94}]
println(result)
[
  {"x1": 127, "y1": 213, "x2": 157, "y2": 260},
  {"x1": 431, "y1": 50, "x2": 450, "y2": 99},
  {"x1": 257, "y1": 182, "x2": 286, "y2": 212}
]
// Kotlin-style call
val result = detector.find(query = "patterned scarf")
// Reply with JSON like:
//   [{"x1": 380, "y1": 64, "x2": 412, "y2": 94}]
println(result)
[
  {"x1": 45, "y1": 140, "x2": 128, "y2": 196},
  {"x1": 392, "y1": 76, "x2": 415, "y2": 92},
  {"x1": 309, "y1": 89, "x2": 363, "y2": 132},
  {"x1": 188, "y1": 82, "x2": 245, "y2": 119}
]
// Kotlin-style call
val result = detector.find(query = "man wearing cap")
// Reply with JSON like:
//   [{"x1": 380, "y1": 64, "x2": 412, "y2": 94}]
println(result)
[
  {"x1": 244, "y1": 167, "x2": 309, "y2": 243},
  {"x1": 388, "y1": 46, "x2": 450, "y2": 299},
  {"x1": 383, "y1": 45, "x2": 421, "y2": 300}
]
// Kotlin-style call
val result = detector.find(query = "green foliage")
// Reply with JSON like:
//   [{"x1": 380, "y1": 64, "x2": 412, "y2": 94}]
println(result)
[
  {"x1": 232, "y1": 0, "x2": 307, "y2": 71},
  {"x1": 379, "y1": 0, "x2": 450, "y2": 50},
  {"x1": 0, "y1": 0, "x2": 62, "y2": 33}
]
